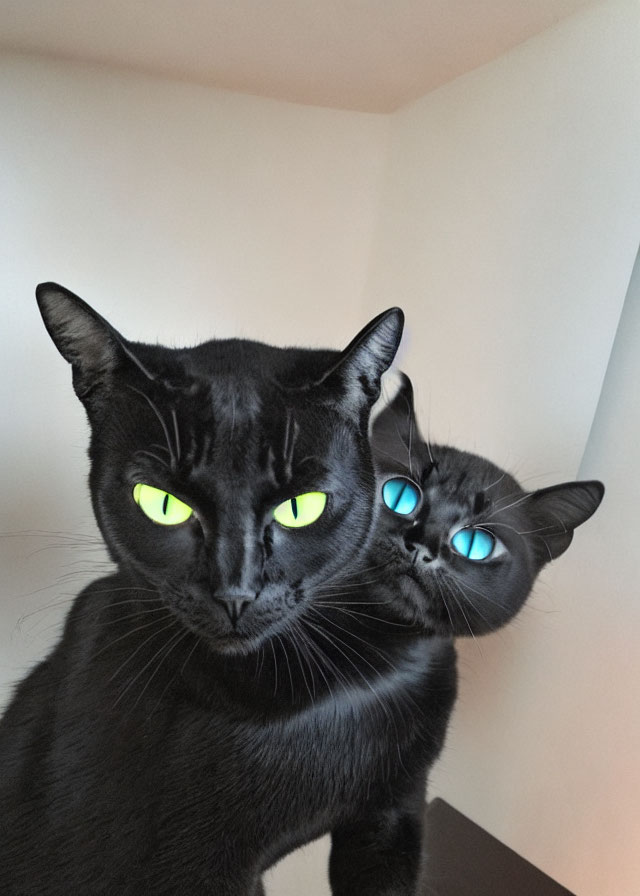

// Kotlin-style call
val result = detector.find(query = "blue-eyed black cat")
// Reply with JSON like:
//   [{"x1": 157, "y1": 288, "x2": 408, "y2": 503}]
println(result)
[
  {"x1": 368, "y1": 373, "x2": 603, "y2": 640},
  {"x1": 0, "y1": 285, "x2": 603, "y2": 895}
]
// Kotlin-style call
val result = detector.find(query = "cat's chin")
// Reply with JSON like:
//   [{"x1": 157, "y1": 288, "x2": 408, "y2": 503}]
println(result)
[
  {"x1": 197, "y1": 617, "x2": 287, "y2": 657},
  {"x1": 183, "y1": 621, "x2": 273, "y2": 657},
  {"x1": 207, "y1": 633, "x2": 262, "y2": 657}
]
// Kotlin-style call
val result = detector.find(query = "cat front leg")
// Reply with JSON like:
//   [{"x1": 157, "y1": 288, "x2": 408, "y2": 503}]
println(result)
[{"x1": 329, "y1": 805, "x2": 424, "y2": 896}]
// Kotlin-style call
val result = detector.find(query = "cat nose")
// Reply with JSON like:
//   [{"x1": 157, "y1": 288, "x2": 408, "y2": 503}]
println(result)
[
  {"x1": 414, "y1": 545, "x2": 435, "y2": 564},
  {"x1": 212, "y1": 593, "x2": 255, "y2": 626},
  {"x1": 404, "y1": 533, "x2": 436, "y2": 563}
]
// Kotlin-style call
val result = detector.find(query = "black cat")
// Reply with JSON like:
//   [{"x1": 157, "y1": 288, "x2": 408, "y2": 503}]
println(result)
[
  {"x1": 368, "y1": 374, "x2": 604, "y2": 639},
  {"x1": 0, "y1": 286, "x2": 603, "y2": 896},
  {"x1": 0, "y1": 285, "x2": 450, "y2": 896}
]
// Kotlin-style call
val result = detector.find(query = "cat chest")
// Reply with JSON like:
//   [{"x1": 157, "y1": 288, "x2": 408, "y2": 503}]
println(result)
[
  {"x1": 255, "y1": 699, "x2": 407, "y2": 809},
  {"x1": 162, "y1": 688, "x2": 425, "y2": 849}
]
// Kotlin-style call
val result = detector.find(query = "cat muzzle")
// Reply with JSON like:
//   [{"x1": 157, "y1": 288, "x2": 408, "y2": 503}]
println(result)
[{"x1": 212, "y1": 594, "x2": 256, "y2": 626}]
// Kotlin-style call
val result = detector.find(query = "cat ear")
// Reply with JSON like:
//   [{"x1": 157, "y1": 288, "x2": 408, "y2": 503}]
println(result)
[
  {"x1": 528, "y1": 480, "x2": 604, "y2": 562},
  {"x1": 316, "y1": 308, "x2": 404, "y2": 415},
  {"x1": 36, "y1": 282, "x2": 136, "y2": 407},
  {"x1": 370, "y1": 371, "x2": 423, "y2": 469}
]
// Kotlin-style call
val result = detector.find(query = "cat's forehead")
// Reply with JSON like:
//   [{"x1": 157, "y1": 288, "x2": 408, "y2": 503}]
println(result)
[
  {"x1": 430, "y1": 446, "x2": 520, "y2": 504},
  {"x1": 176, "y1": 339, "x2": 343, "y2": 420},
  {"x1": 209, "y1": 374, "x2": 263, "y2": 421},
  {"x1": 118, "y1": 338, "x2": 362, "y2": 487},
  {"x1": 184, "y1": 337, "x2": 339, "y2": 385},
  {"x1": 131, "y1": 342, "x2": 292, "y2": 422}
]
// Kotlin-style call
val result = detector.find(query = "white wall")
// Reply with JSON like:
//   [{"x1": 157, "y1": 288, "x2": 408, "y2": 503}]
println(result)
[
  {"x1": 365, "y1": 0, "x2": 640, "y2": 483},
  {"x1": 1, "y1": 55, "x2": 389, "y2": 349},
  {"x1": 1, "y1": 1, "x2": 639, "y2": 894}
]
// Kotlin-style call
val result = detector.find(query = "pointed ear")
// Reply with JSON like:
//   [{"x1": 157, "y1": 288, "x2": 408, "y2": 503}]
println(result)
[
  {"x1": 370, "y1": 371, "x2": 423, "y2": 467},
  {"x1": 317, "y1": 308, "x2": 404, "y2": 416},
  {"x1": 529, "y1": 480, "x2": 604, "y2": 562},
  {"x1": 36, "y1": 282, "x2": 128, "y2": 406}
]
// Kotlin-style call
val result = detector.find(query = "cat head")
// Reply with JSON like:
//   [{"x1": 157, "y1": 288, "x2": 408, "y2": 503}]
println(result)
[
  {"x1": 369, "y1": 375, "x2": 604, "y2": 637},
  {"x1": 37, "y1": 283, "x2": 404, "y2": 654}
]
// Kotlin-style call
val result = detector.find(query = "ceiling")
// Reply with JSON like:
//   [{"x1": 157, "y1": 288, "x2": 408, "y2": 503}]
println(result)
[{"x1": 0, "y1": 0, "x2": 597, "y2": 113}]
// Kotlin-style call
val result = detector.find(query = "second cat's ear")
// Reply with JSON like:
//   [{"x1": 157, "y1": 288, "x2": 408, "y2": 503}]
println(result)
[
  {"x1": 316, "y1": 308, "x2": 404, "y2": 416},
  {"x1": 370, "y1": 372, "x2": 423, "y2": 471},
  {"x1": 528, "y1": 479, "x2": 605, "y2": 562},
  {"x1": 36, "y1": 282, "x2": 129, "y2": 408}
]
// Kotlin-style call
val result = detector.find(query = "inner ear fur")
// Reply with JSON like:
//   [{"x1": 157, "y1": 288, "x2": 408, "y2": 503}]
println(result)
[
  {"x1": 370, "y1": 371, "x2": 422, "y2": 471},
  {"x1": 373, "y1": 371, "x2": 415, "y2": 429},
  {"x1": 36, "y1": 282, "x2": 141, "y2": 408},
  {"x1": 316, "y1": 307, "x2": 404, "y2": 415}
]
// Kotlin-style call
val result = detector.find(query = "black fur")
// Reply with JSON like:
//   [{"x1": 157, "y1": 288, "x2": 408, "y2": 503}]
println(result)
[
  {"x1": 369, "y1": 374, "x2": 604, "y2": 638},
  {"x1": 0, "y1": 290, "x2": 603, "y2": 895}
]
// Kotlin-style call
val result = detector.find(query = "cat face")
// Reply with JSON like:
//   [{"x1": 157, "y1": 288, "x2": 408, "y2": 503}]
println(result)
[
  {"x1": 36, "y1": 283, "x2": 404, "y2": 655},
  {"x1": 369, "y1": 375, "x2": 604, "y2": 637}
]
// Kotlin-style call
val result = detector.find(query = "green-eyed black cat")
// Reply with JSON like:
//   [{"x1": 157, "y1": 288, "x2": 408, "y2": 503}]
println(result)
[{"x1": 0, "y1": 285, "x2": 449, "y2": 896}]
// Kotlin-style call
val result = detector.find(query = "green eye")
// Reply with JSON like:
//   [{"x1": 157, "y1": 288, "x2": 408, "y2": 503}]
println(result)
[
  {"x1": 133, "y1": 483, "x2": 193, "y2": 526},
  {"x1": 273, "y1": 492, "x2": 327, "y2": 529}
]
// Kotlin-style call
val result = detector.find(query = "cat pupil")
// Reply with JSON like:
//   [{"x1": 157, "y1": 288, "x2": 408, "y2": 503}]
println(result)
[
  {"x1": 162, "y1": 493, "x2": 170, "y2": 516},
  {"x1": 291, "y1": 496, "x2": 298, "y2": 519}
]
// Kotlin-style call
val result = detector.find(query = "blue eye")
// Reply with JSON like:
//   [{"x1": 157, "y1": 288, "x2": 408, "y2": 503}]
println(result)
[
  {"x1": 382, "y1": 478, "x2": 421, "y2": 515},
  {"x1": 451, "y1": 527, "x2": 496, "y2": 561}
]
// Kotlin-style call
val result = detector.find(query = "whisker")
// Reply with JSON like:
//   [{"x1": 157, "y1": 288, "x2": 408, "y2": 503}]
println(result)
[
  {"x1": 132, "y1": 627, "x2": 190, "y2": 711},
  {"x1": 315, "y1": 575, "x2": 386, "y2": 592},
  {"x1": 108, "y1": 618, "x2": 180, "y2": 704},
  {"x1": 254, "y1": 645, "x2": 265, "y2": 681},
  {"x1": 276, "y1": 632, "x2": 296, "y2": 700},
  {"x1": 302, "y1": 614, "x2": 410, "y2": 778},
  {"x1": 171, "y1": 409, "x2": 182, "y2": 464},
  {"x1": 487, "y1": 492, "x2": 534, "y2": 518},
  {"x1": 484, "y1": 471, "x2": 507, "y2": 492},
  {"x1": 127, "y1": 385, "x2": 177, "y2": 471},
  {"x1": 325, "y1": 557, "x2": 394, "y2": 579},
  {"x1": 179, "y1": 635, "x2": 200, "y2": 679},
  {"x1": 286, "y1": 623, "x2": 316, "y2": 701},
  {"x1": 269, "y1": 636, "x2": 280, "y2": 697},
  {"x1": 97, "y1": 614, "x2": 175, "y2": 664},
  {"x1": 290, "y1": 619, "x2": 335, "y2": 701},
  {"x1": 86, "y1": 605, "x2": 171, "y2": 628},
  {"x1": 306, "y1": 606, "x2": 397, "y2": 674},
  {"x1": 432, "y1": 573, "x2": 456, "y2": 634},
  {"x1": 145, "y1": 631, "x2": 198, "y2": 720},
  {"x1": 315, "y1": 601, "x2": 412, "y2": 629},
  {"x1": 298, "y1": 621, "x2": 355, "y2": 697},
  {"x1": 302, "y1": 617, "x2": 379, "y2": 704},
  {"x1": 135, "y1": 448, "x2": 171, "y2": 469},
  {"x1": 444, "y1": 571, "x2": 506, "y2": 611},
  {"x1": 440, "y1": 577, "x2": 484, "y2": 657}
]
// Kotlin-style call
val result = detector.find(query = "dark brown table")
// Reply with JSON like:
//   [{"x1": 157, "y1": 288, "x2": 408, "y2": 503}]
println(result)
[{"x1": 423, "y1": 799, "x2": 575, "y2": 895}]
